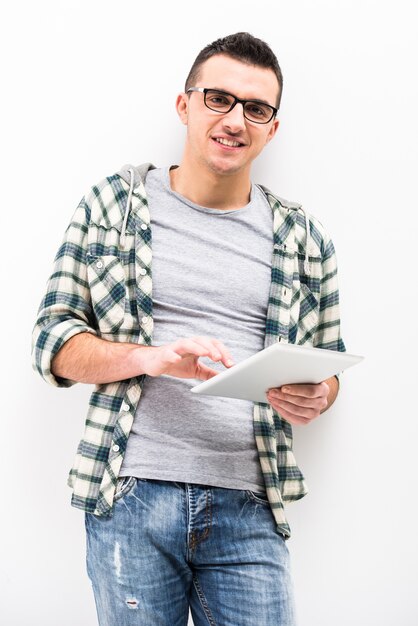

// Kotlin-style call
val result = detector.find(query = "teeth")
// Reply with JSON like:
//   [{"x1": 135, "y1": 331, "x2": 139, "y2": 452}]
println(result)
[{"x1": 215, "y1": 137, "x2": 241, "y2": 147}]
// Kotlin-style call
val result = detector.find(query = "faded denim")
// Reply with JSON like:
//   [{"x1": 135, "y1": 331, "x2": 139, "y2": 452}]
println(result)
[{"x1": 85, "y1": 477, "x2": 296, "y2": 625}]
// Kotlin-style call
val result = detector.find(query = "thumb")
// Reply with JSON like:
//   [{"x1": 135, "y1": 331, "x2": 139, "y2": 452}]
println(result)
[{"x1": 195, "y1": 363, "x2": 219, "y2": 381}]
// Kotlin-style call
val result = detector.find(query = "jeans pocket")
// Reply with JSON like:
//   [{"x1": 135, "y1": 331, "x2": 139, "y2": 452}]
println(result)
[
  {"x1": 113, "y1": 476, "x2": 137, "y2": 502},
  {"x1": 245, "y1": 490, "x2": 270, "y2": 505}
]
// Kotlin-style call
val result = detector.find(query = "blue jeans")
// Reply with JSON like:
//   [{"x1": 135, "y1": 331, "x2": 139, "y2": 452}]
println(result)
[{"x1": 85, "y1": 477, "x2": 296, "y2": 625}]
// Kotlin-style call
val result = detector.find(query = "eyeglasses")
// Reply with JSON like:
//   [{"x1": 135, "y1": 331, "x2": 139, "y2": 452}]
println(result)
[{"x1": 186, "y1": 87, "x2": 278, "y2": 124}]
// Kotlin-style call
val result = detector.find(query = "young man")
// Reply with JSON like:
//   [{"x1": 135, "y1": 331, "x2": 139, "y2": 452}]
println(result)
[{"x1": 32, "y1": 32, "x2": 345, "y2": 626}]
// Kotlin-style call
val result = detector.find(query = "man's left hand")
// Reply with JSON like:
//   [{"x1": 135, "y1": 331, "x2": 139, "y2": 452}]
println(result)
[{"x1": 266, "y1": 382, "x2": 330, "y2": 426}]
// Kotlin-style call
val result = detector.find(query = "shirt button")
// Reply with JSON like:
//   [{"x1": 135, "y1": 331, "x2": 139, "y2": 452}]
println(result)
[
  {"x1": 141, "y1": 316, "x2": 149, "y2": 324},
  {"x1": 121, "y1": 402, "x2": 130, "y2": 412},
  {"x1": 112, "y1": 444, "x2": 120, "y2": 453},
  {"x1": 134, "y1": 187, "x2": 141, "y2": 194},
  {"x1": 140, "y1": 223, "x2": 147, "y2": 230},
  {"x1": 139, "y1": 268, "x2": 147, "y2": 275},
  {"x1": 96, "y1": 260, "x2": 103, "y2": 269}
]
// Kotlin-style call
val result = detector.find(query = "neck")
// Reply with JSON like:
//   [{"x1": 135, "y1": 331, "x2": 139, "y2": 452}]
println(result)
[{"x1": 169, "y1": 158, "x2": 252, "y2": 211}]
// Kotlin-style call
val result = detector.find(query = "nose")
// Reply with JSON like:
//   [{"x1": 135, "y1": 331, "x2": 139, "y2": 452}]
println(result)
[{"x1": 221, "y1": 102, "x2": 246, "y2": 133}]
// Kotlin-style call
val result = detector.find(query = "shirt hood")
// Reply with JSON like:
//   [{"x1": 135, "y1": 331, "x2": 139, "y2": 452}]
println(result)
[
  {"x1": 117, "y1": 163, "x2": 156, "y2": 249},
  {"x1": 117, "y1": 162, "x2": 156, "y2": 186}
]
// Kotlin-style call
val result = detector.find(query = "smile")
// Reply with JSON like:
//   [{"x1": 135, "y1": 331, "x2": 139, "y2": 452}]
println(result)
[{"x1": 213, "y1": 137, "x2": 244, "y2": 148}]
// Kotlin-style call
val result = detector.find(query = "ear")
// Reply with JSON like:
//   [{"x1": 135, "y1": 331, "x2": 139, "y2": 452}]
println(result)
[
  {"x1": 265, "y1": 118, "x2": 280, "y2": 145},
  {"x1": 176, "y1": 93, "x2": 189, "y2": 125}
]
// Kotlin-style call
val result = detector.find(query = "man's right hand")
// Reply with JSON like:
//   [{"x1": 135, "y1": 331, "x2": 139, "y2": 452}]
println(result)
[
  {"x1": 139, "y1": 336, "x2": 234, "y2": 380},
  {"x1": 51, "y1": 332, "x2": 234, "y2": 385}
]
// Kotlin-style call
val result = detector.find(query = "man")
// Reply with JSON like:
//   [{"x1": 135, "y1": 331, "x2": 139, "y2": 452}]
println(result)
[{"x1": 32, "y1": 32, "x2": 345, "y2": 626}]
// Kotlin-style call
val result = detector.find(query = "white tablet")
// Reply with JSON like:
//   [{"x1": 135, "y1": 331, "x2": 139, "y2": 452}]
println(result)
[{"x1": 191, "y1": 343, "x2": 363, "y2": 403}]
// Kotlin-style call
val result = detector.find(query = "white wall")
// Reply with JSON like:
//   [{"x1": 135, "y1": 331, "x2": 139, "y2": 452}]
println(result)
[{"x1": 2, "y1": 1, "x2": 417, "y2": 624}]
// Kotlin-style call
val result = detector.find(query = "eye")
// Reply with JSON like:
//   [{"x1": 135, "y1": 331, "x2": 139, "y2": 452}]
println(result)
[
  {"x1": 211, "y1": 95, "x2": 227, "y2": 104},
  {"x1": 245, "y1": 103, "x2": 270, "y2": 119},
  {"x1": 206, "y1": 91, "x2": 233, "y2": 109}
]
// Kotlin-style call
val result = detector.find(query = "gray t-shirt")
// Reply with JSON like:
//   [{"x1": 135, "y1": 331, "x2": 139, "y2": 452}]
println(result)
[{"x1": 120, "y1": 167, "x2": 273, "y2": 492}]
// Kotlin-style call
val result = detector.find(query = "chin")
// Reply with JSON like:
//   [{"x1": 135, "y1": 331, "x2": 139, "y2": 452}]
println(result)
[{"x1": 206, "y1": 158, "x2": 245, "y2": 177}]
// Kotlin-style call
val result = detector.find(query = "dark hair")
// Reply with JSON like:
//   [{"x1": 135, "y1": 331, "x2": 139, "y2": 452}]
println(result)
[{"x1": 185, "y1": 32, "x2": 283, "y2": 108}]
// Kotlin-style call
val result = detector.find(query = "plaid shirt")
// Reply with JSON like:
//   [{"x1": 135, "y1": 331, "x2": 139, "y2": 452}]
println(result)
[{"x1": 32, "y1": 163, "x2": 345, "y2": 539}]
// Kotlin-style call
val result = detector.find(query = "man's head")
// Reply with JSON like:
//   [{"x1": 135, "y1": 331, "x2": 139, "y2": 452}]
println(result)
[
  {"x1": 185, "y1": 32, "x2": 283, "y2": 109},
  {"x1": 176, "y1": 33, "x2": 282, "y2": 179}
]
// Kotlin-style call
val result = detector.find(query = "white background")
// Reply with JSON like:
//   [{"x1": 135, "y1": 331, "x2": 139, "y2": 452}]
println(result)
[{"x1": 1, "y1": 1, "x2": 417, "y2": 624}]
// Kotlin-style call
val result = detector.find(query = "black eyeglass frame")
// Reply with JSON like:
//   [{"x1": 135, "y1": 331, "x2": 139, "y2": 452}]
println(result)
[{"x1": 186, "y1": 87, "x2": 278, "y2": 124}]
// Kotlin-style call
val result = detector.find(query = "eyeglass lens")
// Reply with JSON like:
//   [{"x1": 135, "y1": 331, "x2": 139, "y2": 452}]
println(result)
[{"x1": 204, "y1": 90, "x2": 274, "y2": 123}]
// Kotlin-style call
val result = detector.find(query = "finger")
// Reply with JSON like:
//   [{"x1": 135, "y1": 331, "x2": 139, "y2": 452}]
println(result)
[
  {"x1": 172, "y1": 338, "x2": 215, "y2": 359},
  {"x1": 191, "y1": 336, "x2": 234, "y2": 366},
  {"x1": 195, "y1": 362, "x2": 220, "y2": 381},
  {"x1": 267, "y1": 389, "x2": 313, "y2": 407},
  {"x1": 270, "y1": 403, "x2": 312, "y2": 426},
  {"x1": 210, "y1": 339, "x2": 235, "y2": 367},
  {"x1": 267, "y1": 399, "x2": 316, "y2": 426},
  {"x1": 267, "y1": 388, "x2": 327, "y2": 410},
  {"x1": 275, "y1": 382, "x2": 329, "y2": 399},
  {"x1": 267, "y1": 397, "x2": 321, "y2": 419}
]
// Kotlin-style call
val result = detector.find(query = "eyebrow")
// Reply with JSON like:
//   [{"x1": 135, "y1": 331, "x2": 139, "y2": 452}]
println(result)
[{"x1": 210, "y1": 87, "x2": 272, "y2": 107}]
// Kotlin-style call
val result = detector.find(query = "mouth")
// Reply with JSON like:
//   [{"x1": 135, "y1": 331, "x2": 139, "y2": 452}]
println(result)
[{"x1": 212, "y1": 137, "x2": 245, "y2": 149}]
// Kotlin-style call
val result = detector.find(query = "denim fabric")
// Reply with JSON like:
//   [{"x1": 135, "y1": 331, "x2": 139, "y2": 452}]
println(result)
[{"x1": 85, "y1": 477, "x2": 296, "y2": 625}]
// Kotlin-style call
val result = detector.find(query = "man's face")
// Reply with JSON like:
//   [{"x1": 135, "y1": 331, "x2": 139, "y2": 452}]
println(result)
[{"x1": 177, "y1": 54, "x2": 280, "y2": 178}]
